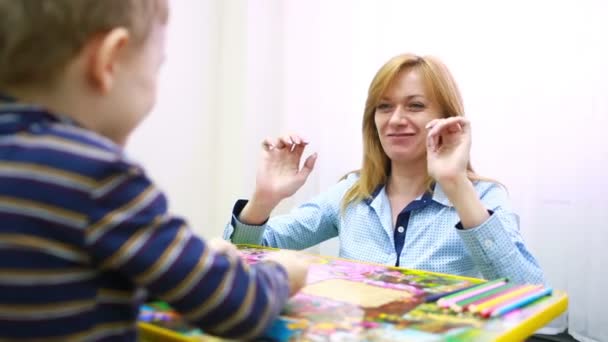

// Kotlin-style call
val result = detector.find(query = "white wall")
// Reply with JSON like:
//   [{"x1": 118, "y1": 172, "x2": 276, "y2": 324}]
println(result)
[
  {"x1": 128, "y1": 0, "x2": 247, "y2": 239},
  {"x1": 128, "y1": 1, "x2": 607, "y2": 340},
  {"x1": 275, "y1": 1, "x2": 608, "y2": 339},
  {"x1": 128, "y1": 0, "x2": 218, "y2": 236}
]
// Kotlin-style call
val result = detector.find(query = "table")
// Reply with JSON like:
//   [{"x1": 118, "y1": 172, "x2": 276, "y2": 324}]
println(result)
[{"x1": 139, "y1": 245, "x2": 567, "y2": 342}]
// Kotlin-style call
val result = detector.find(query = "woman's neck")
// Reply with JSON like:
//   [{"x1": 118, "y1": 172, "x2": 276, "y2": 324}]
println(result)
[{"x1": 386, "y1": 159, "x2": 429, "y2": 198}]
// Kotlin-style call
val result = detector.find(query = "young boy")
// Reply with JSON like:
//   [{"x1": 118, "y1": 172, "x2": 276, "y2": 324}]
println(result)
[{"x1": 0, "y1": 0, "x2": 308, "y2": 340}]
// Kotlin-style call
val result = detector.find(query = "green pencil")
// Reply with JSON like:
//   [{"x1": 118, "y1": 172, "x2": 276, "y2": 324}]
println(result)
[
  {"x1": 438, "y1": 278, "x2": 508, "y2": 308},
  {"x1": 450, "y1": 283, "x2": 517, "y2": 312}
]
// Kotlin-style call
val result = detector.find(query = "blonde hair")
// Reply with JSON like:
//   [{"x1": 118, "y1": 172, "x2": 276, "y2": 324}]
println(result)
[
  {"x1": 342, "y1": 53, "x2": 489, "y2": 211},
  {"x1": 0, "y1": 0, "x2": 168, "y2": 89}
]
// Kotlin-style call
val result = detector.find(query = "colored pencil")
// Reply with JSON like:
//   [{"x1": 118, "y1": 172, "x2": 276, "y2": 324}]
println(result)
[
  {"x1": 450, "y1": 283, "x2": 518, "y2": 312},
  {"x1": 437, "y1": 278, "x2": 508, "y2": 308},
  {"x1": 469, "y1": 284, "x2": 541, "y2": 314},
  {"x1": 478, "y1": 285, "x2": 539, "y2": 317},
  {"x1": 490, "y1": 287, "x2": 553, "y2": 318},
  {"x1": 424, "y1": 284, "x2": 479, "y2": 303}
]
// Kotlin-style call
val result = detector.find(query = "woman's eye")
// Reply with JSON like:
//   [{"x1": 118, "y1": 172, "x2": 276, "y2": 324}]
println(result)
[
  {"x1": 409, "y1": 102, "x2": 425, "y2": 110},
  {"x1": 377, "y1": 103, "x2": 393, "y2": 111}
]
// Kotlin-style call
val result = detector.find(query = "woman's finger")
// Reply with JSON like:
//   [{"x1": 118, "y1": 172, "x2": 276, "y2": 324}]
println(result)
[
  {"x1": 262, "y1": 137, "x2": 275, "y2": 151},
  {"x1": 275, "y1": 135, "x2": 291, "y2": 150}
]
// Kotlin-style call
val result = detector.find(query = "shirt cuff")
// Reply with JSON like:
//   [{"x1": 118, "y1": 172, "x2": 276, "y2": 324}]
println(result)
[
  {"x1": 455, "y1": 210, "x2": 514, "y2": 266},
  {"x1": 228, "y1": 199, "x2": 267, "y2": 245}
]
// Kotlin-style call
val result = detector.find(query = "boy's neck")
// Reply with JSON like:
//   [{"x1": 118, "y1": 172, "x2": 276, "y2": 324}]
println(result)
[
  {"x1": 8, "y1": 79, "x2": 79, "y2": 114},
  {"x1": 5, "y1": 84, "x2": 127, "y2": 147}
]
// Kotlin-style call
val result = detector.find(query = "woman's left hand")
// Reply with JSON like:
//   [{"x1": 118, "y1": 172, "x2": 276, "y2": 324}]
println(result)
[{"x1": 426, "y1": 116, "x2": 471, "y2": 184}]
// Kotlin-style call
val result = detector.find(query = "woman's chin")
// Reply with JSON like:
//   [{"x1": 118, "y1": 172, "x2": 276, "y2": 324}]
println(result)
[{"x1": 386, "y1": 150, "x2": 425, "y2": 164}]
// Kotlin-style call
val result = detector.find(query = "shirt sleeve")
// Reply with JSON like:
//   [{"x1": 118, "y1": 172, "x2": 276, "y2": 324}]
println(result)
[
  {"x1": 223, "y1": 175, "x2": 358, "y2": 250},
  {"x1": 85, "y1": 163, "x2": 290, "y2": 339},
  {"x1": 455, "y1": 182, "x2": 546, "y2": 285}
]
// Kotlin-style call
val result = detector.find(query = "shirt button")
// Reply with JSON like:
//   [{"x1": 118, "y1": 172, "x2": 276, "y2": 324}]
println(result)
[
  {"x1": 484, "y1": 240, "x2": 494, "y2": 248},
  {"x1": 397, "y1": 226, "x2": 405, "y2": 233}
]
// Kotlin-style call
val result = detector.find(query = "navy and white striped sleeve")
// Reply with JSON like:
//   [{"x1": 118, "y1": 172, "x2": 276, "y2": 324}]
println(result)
[{"x1": 85, "y1": 163, "x2": 290, "y2": 339}]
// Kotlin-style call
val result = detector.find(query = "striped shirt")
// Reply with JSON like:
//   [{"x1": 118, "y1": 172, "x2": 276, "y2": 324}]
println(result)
[{"x1": 0, "y1": 100, "x2": 290, "y2": 341}]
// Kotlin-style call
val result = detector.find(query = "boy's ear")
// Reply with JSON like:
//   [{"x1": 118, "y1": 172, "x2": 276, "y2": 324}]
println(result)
[{"x1": 86, "y1": 28, "x2": 130, "y2": 94}]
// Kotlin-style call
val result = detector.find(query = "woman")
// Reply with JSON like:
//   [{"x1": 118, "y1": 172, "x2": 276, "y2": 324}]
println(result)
[{"x1": 223, "y1": 53, "x2": 544, "y2": 284}]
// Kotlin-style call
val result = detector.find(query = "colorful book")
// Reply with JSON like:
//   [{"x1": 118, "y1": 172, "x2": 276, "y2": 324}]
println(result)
[{"x1": 138, "y1": 245, "x2": 568, "y2": 342}]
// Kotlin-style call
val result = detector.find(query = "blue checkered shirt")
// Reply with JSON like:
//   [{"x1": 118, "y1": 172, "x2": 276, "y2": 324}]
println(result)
[{"x1": 224, "y1": 173, "x2": 545, "y2": 285}]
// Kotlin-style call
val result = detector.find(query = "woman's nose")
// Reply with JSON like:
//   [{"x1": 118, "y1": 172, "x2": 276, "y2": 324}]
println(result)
[{"x1": 389, "y1": 106, "x2": 408, "y2": 124}]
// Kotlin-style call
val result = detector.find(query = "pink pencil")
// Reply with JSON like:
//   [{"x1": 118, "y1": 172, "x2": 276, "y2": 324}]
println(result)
[
  {"x1": 488, "y1": 287, "x2": 553, "y2": 318},
  {"x1": 470, "y1": 285, "x2": 541, "y2": 314},
  {"x1": 479, "y1": 285, "x2": 543, "y2": 317},
  {"x1": 454, "y1": 284, "x2": 525, "y2": 313},
  {"x1": 438, "y1": 279, "x2": 508, "y2": 308}
]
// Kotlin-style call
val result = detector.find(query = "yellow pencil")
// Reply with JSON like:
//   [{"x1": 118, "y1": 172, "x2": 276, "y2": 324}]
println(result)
[{"x1": 468, "y1": 285, "x2": 542, "y2": 314}]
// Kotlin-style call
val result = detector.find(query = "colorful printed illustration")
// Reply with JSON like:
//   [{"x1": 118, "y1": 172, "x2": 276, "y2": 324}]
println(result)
[{"x1": 138, "y1": 245, "x2": 567, "y2": 342}]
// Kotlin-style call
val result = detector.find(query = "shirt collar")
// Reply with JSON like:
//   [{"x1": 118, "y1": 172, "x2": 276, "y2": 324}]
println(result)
[
  {"x1": 430, "y1": 183, "x2": 454, "y2": 207},
  {"x1": 0, "y1": 97, "x2": 81, "y2": 129},
  {"x1": 0, "y1": 93, "x2": 16, "y2": 102},
  {"x1": 364, "y1": 181, "x2": 454, "y2": 207}
]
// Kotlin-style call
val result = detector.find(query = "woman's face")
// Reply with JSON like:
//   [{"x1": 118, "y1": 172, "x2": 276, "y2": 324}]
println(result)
[{"x1": 374, "y1": 69, "x2": 442, "y2": 164}]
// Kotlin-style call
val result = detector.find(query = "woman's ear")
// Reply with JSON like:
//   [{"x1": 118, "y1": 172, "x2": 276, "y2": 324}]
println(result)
[{"x1": 85, "y1": 28, "x2": 130, "y2": 94}]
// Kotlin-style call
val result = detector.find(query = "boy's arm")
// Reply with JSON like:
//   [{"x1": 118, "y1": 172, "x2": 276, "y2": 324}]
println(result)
[{"x1": 85, "y1": 166, "x2": 290, "y2": 339}]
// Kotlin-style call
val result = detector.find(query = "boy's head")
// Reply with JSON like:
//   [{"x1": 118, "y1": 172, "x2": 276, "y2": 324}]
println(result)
[{"x1": 0, "y1": 0, "x2": 169, "y2": 145}]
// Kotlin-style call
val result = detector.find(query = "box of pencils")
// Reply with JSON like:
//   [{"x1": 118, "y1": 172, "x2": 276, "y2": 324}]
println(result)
[{"x1": 431, "y1": 278, "x2": 553, "y2": 319}]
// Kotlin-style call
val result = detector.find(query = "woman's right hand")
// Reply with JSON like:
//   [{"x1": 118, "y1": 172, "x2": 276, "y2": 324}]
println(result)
[
  {"x1": 256, "y1": 134, "x2": 317, "y2": 203},
  {"x1": 238, "y1": 134, "x2": 317, "y2": 225}
]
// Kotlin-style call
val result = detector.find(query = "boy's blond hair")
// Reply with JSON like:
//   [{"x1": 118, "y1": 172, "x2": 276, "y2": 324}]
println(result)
[{"x1": 0, "y1": 0, "x2": 168, "y2": 89}]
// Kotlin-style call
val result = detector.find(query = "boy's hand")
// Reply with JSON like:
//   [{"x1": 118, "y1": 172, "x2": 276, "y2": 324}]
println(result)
[
  {"x1": 207, "y1": 238, "x2": 240, "y2": 261},
  {"x1": 265, "y1": 250, "x2": 311, "y2": 296}
]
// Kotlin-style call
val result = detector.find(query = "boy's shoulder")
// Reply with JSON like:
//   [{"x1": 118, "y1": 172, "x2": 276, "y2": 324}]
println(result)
[
  {"x1": 0, "y1": 106, "x2": 142, "y2": 181},
  {"x1": 40, "y1": 121, "x2": 143, "y2": 179},
  {"x1": 46, "y1": 121, "x2": 121, "y2": 156}
]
